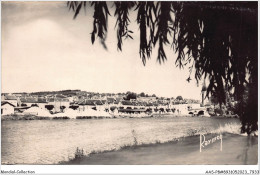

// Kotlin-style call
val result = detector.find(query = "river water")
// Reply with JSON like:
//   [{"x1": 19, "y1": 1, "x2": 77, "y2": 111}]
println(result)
[{"x1": 1, "y1": 117, "x2": 240, "y2": 164}]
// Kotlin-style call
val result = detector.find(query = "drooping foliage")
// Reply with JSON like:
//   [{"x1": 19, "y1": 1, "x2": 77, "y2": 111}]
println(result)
[
  {"x1": 67, "y1": 1, "x2": 258, "y2": 134},
  {"x1": 114, "y1": 1, "x2": 135, "y2": 51}
]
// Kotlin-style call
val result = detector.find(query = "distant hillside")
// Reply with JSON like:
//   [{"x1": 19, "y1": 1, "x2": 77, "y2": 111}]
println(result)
[{"x1": 30, "y1": 89, "x2": 81, "y2": 96}]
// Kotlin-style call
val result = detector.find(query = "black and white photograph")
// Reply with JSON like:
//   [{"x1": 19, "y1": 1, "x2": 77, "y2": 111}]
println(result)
[{"x1": 1, "y1": 0, "x2": 259, "y2": 174}]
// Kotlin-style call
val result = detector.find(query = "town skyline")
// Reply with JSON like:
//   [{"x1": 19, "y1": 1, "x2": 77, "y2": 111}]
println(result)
[{"x1": 2, "y1": 89, "x2": 201, "y2": 101}]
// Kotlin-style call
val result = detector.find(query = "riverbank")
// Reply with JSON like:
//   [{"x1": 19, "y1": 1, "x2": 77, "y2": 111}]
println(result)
[
  {"x1": 1, "y1": 114, "x2": 51, "y2": 120},
  {"x1": 0, "y1": 114, "x2": 190, "y2": 121},
  {"x1": 61, "y1": 133, "x2": 258, "y2": 165},
  {"x1": 0, "y1": 113, "x2": 225, "y2": 121}
]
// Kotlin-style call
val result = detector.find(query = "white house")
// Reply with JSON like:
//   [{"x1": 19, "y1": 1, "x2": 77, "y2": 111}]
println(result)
[
  {"x1": 47, "y1": 98, "x2": 70, "y2": 112},
  {"x1": 137, "y1": 97, "x2": 157, "y2": 103},
  {"x1": 172, "y1": 103, "x2": 201, "y2": 114},
  {"x1": 20, "y1": 97, "x2": 48, "y2": 109},
  {"x1": 1, "y1": 101, "x2": 15, "y2": 115},
  {"x1": 78, "y1": 99, "x2": 107, "y2": 112},
  {"x1": 3, "y1": 95, "x2": 18, "y2": 107}
]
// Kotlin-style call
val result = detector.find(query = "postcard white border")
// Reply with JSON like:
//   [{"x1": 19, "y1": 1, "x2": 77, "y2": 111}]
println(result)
[{"x1": 0, "y1": 0, "x2": 259, "y2": 174}]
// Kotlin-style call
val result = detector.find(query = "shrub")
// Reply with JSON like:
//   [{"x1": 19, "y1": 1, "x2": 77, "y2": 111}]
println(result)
[
  {"x1": 131, "y1": 129, "x2": 138, "y2": 145},
  {"x1": 74, "y1": 147, "x2": 85, "y2": 159}
]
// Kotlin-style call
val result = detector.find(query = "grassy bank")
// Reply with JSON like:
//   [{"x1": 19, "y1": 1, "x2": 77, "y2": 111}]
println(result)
[
  {"x1": 1, "y1": 114, "x2": 51, "y2": 120},
  {"x1": 1, "y1": 114, "x2": 238, "y2": 121},
  {"x1": 60, "y1": 133, "x2": 258, "y2": 165}
]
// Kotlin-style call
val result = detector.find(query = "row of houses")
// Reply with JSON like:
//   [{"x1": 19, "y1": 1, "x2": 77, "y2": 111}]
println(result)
[
  {"x1": 76, "y1": 98, "x2": 201, "y2": 114},
  {"x1": 1, "y1": 94, "x2": 70, "y2": 115},
  {"x1": 1, "y1": 93, "x2": 201, "y2": 115}
]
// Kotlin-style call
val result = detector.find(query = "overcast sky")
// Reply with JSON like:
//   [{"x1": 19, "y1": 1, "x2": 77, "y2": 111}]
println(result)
[{"x1": 2, "y1": 1, "x2": 202, "y2": 99}]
